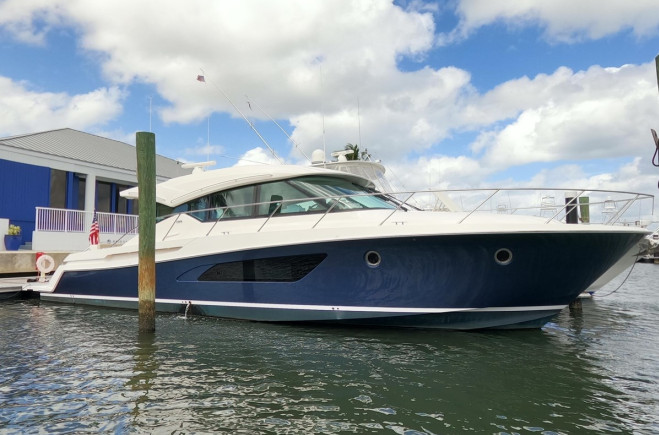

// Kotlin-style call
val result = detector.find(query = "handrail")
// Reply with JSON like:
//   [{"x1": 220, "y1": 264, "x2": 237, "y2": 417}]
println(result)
[
  {"x1": 605, "y1": 195, "x2": 641, "y2": 225},
  {"x1": 379, "y1": 192, "x2": 416, "y2": 226},
  {"x1": 458, "y1": 190, "x2": 500, "y2": 224},
  {"x1": 49, "y1": 187, "x2": 652, "y2": 243},
  {"x1": 162, "y1": 213, "x2": 183, "y2": 241},
  {"x1": 257, "y1": 203, "x2": 283, "y2": 232},
  {"x1": 311, "y1": 197, "x2": 341, "y2": 229},
  {"x1": 543, "y1": 190, "x2": 585, "y2": 224}
]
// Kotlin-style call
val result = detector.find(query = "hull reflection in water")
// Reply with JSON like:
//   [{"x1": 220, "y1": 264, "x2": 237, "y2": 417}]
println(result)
[{"x1": 2, "y1": 265, "x2": 659, "y2": 433}]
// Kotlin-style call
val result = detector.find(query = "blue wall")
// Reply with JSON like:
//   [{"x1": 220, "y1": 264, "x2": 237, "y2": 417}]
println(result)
[{"x1": 0, "y1": 159, "x2": 50, "y2": 243}]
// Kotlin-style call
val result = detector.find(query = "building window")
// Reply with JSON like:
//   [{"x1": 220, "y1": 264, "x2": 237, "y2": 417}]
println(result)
[
  {"x1": 96, "y1": 181, "x2": 112, "y2": 213},
  {"x1": 49, "y1": 169, "x2": 67, "y2": 209},
  {"x1": 76, "y1": 177, "x2": 86, "y2": 211},
  {"x1": 116, "y1": 184, "x2": 132, "y2": 214}
]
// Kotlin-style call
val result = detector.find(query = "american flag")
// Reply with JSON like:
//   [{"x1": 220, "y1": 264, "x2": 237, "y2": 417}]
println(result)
[
  {"x1": 89, "y1": 212, "x2": 100, "y2": 246},
  {"x1": 196, "y1": 75, "x2": 205, "y2": 82}
]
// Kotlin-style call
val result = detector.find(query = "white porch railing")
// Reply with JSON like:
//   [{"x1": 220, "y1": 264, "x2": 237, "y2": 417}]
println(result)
[
  {"x1": 35, "y1": 207, "x2": 139, "y2": 235},
  {"x1": 32, "y1": 207, "x2": 139, "y2": 251}
]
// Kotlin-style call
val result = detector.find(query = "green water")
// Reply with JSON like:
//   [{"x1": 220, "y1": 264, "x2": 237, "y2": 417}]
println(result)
[{"x1": 1, "y1": 264, "x2": 658, "y2": 434}]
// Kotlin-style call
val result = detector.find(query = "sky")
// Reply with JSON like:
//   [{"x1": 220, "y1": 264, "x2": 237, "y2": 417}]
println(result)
[{"x1": 1, "y1": 0, "x2": 659, "y2": 220}]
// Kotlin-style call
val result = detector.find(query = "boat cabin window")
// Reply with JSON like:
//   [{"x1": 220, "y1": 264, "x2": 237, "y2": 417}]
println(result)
[{"x1": 156, "y1": 175, "x2": 396, "y2": 221}]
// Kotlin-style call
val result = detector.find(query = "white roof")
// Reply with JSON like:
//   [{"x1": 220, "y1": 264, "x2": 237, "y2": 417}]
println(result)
[
  {"x1": 0, "y1": 128, "x2": 190, "y2": 179},
  {"x1": 121, "y1": 164, "x2": 374, "y2": 207}
]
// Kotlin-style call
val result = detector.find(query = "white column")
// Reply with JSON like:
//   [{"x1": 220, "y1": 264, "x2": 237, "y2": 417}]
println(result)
[{"x1": 84, "y1": 173, "x2": 96, "y2": 212}]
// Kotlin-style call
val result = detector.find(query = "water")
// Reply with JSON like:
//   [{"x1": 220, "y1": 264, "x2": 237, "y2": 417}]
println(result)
[{"x1": 1, "y1": 265, "x2": 658, "y2": 434}]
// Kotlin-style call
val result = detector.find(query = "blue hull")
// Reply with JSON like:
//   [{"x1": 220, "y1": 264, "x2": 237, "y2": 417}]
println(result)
[{"x1": 43, "y1": 232, "x2": 642, "y2": 329}]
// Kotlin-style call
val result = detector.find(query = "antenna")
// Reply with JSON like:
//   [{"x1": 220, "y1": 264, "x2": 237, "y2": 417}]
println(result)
[
  {"x1": 320, "y1": 64, "x2": 326, "y2": 166},
  {"x1": 148, "y1": 96, "x2": 152, "y2": 132},
  {"x1": 357, "y1": 97, "x2": 362, "y2": 149},
  {"x1": 245, "y1": 95, "x2": 311, "y2": 163},
  {"x1": 198, "y1": 69, "x2": 283, "y2": 164}
]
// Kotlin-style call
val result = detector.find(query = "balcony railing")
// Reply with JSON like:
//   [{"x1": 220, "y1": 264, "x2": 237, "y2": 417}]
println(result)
[{"x1": 35, "y1": 207, "x2": 139, "y2": 235}]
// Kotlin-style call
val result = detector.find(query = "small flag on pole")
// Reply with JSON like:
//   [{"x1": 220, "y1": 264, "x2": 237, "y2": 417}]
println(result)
[
  {"x1": 89, "y1": 212, "x2": 100, "y2": 246},
  {"x1": 196, "y1": 75, "x2": 205, "y2": 82}
]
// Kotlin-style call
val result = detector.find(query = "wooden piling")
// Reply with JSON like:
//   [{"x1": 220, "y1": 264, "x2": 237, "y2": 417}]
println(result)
[{"x1": 136, "y1": 132, "x2": 156, "y2": 333}]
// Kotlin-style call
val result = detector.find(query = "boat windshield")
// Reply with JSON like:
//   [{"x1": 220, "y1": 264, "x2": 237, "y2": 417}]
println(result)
[{"x1": 156, "y1": 175, "x2": 397, "y2": 222}]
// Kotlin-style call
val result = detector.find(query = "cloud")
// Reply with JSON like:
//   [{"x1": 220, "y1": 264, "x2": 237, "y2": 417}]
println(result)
[
  {"x1": 288, "y1": 65, "x2": 474, "y2": 162},
  {"x1": 183, "y1": 144, "x2": 226, "y2": 157},
  {"x1": 442, "y1": 0, "x2": 659, "y2": 44},
  {"x1": 468, "y1": 63, "x2": 659, "y2": 170},
  {"x1": 1, "y1": 0, "x2": 658, "y2": 216},
  {"x1": 234, "y1": 147, "x2": 283, "y2": 166},
  {"x1": 0, "y1": 76, "x2": 124, "y2": 136},
  {"x1": 0, "y1": 0, "x2": 70, "y2": 45},
  {"x1": 0, "y1": 1, "x2": 438, "y2": 133}
]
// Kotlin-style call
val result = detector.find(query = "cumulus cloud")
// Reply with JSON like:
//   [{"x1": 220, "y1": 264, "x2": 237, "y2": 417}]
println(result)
[
  {"x1": 0, "y1": 76, "x2": 124, "y2": 136},
  {"x1": 442, "y1": 0, "x2": 659, "y2": 44},
  {"x1": 234, "y1": 147, "x2": 283, "y2": 166},
  {"x1": 0, "y1": 1, "x2": 440, "y2": 153},
  {"x1": 469, "y1": 63, "x2": 659, "y2": 170},
  {"x1": 1, "y1": 0, "x2": 658, "y2": 216},
  {"x1": 0, "y1": 0, "x2": 435, "y2": 121}
]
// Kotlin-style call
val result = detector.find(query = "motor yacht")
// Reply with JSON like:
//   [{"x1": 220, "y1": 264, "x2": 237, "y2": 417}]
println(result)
[{"x1": 27, "y1": 164, "x2": 649, "y2": 329}]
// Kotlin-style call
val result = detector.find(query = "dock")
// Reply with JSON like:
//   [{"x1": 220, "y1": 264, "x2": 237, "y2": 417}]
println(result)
[
  {"x1": 0, "y1": 250, "x2": 70, "y2": 274},
  {"x1": 0, "y1": 276, "x2": 31, "y2": 293},
  {"x1": 0, "y1": 250, "x2": 71, "y2": 297}
]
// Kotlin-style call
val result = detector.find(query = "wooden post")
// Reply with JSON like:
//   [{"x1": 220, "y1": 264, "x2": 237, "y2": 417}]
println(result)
[{"x1": 136, "y1": 132, "x2": 156, "y2": 333}]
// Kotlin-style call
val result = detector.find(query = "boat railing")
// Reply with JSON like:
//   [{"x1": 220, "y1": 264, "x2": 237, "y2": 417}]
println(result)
[{"x1": 153, "y1": 187, "x2": 654, "y2": 241}]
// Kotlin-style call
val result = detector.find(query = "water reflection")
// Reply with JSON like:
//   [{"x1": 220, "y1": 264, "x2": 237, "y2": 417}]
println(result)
[
  {"x1": 127, "y1": 333, "x2": 158, "y2": 423},
  {"x1": 0, "y1": 264, "x2": 657, "y2": 433}
]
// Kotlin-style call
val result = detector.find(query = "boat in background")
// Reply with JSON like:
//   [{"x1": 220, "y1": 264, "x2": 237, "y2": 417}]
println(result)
[
  {"x1": 25, "y1": 164, "x2": 650, "y2": 330},
  {"x1": 637, "y1": 228, "x2": 659, "y2": 263}
]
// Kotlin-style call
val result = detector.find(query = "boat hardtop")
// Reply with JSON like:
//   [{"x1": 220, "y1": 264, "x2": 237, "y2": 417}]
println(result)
[{"x1": 121, "y1": 164, "x2": 374, "y2": 208}]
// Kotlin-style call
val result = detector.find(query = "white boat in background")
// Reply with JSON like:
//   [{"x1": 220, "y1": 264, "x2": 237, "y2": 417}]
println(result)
[
  {"x1": 25, "y1": 163, "x2": 651, "y2": 330},
  {"x1": 636, "y1": 228, "x2": 659, "y2": 264}
]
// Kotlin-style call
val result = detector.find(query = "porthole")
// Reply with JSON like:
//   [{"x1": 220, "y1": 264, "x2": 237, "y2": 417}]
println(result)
[
  {"x1": 365, "y1": 251, "x2": 381, "y2": 268},
  {"x1": 494, "y1": 248, "x2": 513, "y2": 266}
]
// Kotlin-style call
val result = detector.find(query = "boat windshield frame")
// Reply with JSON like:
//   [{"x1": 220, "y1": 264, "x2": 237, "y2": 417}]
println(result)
[{"x1": 156, "y1": 175, "x2": 400, "y2": 223}]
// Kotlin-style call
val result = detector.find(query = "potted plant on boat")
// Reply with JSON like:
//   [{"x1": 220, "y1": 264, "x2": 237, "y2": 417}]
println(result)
[{"x1": 4, "y1": 224, "x2": 22, "y2": 251}]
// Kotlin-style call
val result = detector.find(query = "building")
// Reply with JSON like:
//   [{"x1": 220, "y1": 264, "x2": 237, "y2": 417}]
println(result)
[{"x1": 0, "y1": 128, "x2": 191, "y2": 251}]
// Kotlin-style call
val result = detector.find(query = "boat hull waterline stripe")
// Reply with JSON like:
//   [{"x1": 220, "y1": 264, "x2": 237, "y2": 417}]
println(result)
[{"x1": 40, "y1": 293, "x2": 565, "y2": 313}]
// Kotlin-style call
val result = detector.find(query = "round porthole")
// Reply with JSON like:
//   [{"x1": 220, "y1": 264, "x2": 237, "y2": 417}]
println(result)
[
  {"x1": 494, "y1": 248, "x2": 513, "y2": 265},
  {"x1": 365, "y1": 251, "x2": 381, "y2": 268}
]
